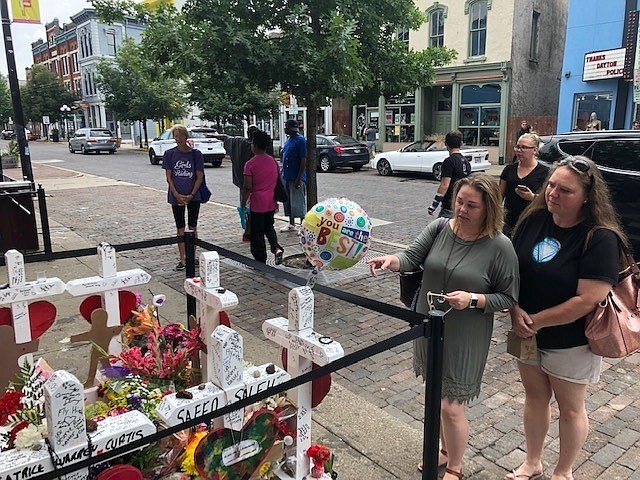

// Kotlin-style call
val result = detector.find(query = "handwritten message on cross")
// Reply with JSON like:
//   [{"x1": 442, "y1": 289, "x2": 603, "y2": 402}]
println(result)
[
  {"x1": 183, "y1": 251, "x2": 238, "y2": 380},
  {"x1": 262, "y1": 287, "x2": 344, "y2": 480}
]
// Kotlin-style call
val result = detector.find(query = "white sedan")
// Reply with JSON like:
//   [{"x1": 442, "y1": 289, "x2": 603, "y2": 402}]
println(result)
[{"x1": 370, "y1": 140, "x2": 491, "y2": 180}]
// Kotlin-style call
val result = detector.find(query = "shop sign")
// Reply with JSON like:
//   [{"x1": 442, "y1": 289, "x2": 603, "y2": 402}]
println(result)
[{"x1": 583, "y1": 48, "x2": 626, "y2": 81}]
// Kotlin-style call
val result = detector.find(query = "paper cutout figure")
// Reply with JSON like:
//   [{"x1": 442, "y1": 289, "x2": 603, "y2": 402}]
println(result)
[
  {"x1": 0, "y1": 325, "x2": 39, "y2": 395},
  {"x1": 70, "y1": 308, "x2": 123, "y2": 387}
]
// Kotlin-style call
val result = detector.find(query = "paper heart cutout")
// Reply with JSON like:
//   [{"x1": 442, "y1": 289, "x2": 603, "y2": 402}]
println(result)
[
  {"x1": 282, "y1": 348, "x2": 332, "y2": 408},
  {"x1": 194, "y1": 409, "x2": 278, "y2": 480},
  {"x1": 79, "y1": 290, "x2": 137, "y2": 324},
  {"x1": 94, "y1": 465, "x2": 143, "y2": 480},
  {"x1": 0, "y1": 301, "x2": 56, "y2": 340}
]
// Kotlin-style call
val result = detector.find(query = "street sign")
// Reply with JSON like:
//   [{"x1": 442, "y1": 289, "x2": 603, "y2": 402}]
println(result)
[{"x1": 42, "y1": 115, "x2": 50, "y2": 124}]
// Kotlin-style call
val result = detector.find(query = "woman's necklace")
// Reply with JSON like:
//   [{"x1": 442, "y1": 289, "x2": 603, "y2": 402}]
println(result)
[{"x1": 440, "y1": 224, "x2": 481, "y2": 297}]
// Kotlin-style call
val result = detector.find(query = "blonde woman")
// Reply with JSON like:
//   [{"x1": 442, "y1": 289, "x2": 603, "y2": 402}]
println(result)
[{"x1": 368, "y1": 173, "x2": 519, "y2": 479}]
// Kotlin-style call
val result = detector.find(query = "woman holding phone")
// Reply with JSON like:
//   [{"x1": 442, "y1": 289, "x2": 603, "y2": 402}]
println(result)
[{"x1": 500, "y1": 132, "x2": 549, "y2": 236}]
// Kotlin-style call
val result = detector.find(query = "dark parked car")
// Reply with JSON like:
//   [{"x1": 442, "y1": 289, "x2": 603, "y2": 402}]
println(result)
[
  {"x1": 538, "y1": 130, "x2": 640, "y2": 254},
  {"x1": 316, "y1": 134, "x2": 370, "y2": 172}
]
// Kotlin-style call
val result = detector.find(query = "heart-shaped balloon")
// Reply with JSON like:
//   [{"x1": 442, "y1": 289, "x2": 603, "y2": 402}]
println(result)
[
  {"x1": 0, "y1": 300, "x2": 56, "y2": 340},
  {"x1": 94, "y1": 465, "x2": 143, "y2": 480},
  {"x1": 194, "y1": 410, "x2": 278, "y2": 480},
  {"x1": 79, "y1": 290, "x2": 137, "y2": 324},
  {"x1": 282, "y1": 348, "x2": 331, "y2": 408}
]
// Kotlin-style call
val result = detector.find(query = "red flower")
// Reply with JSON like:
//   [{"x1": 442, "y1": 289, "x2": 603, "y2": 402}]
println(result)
[
  {"x1": 0, "y1": 391, "x2": 24, "y2": 425},
  {"x1": 307, "y1": 445, "x2": 331, "y2": 468}
]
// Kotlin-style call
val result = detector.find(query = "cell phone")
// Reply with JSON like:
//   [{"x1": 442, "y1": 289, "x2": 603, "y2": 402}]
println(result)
[{"x1": 516, "y1": 185, "x2": 527, "y2": 190}]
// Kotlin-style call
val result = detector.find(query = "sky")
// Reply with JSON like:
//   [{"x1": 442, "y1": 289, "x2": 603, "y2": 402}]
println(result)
[{"x1": 1, "y1": 0, "x2": 92, "y2": 81}]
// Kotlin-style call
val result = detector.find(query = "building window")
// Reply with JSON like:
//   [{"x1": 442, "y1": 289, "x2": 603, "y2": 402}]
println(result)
[
  {"x1": 397, "y1": 27, "x2": 409, "y2": 49},
  {"x1": 74, "y1": 79, "x2": 82, "y2": 94},
  {"x1": 572, "y1": 92, "x2": 612, "y2": 131},
  {"x1": 530, "y1": 10, "x2": 540, "y2": 61},
  {"x1": 62, "y1": 57, "x2": 69, "y2": 75},
  {"x1": 458, "y1": 83, "x2": 501, "y2": 146},
  {"x1": 106, "y1": 30, "x2": 116, "y2": 56},
  {"x1": 469, "y1": 1, "x2": 487, "y2": 57},
  {"x1": 430, "y1": 10, "x2": 445, "y2": 47},
  {"x1": 71, "y1": 53, "x2": 78, "y2": 72}
]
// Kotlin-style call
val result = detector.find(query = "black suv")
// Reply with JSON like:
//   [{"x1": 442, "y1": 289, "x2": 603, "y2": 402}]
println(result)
[{"x1": 538, "y1": 130, "x2": 640, "y2": 254}]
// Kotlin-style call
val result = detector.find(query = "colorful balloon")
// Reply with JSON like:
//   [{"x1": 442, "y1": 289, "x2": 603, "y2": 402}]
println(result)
[{"x1": 300, "y1": 197, "x2": 372, "y2": 270}]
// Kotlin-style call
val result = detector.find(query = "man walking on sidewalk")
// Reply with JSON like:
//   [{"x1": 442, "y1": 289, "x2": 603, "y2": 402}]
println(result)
[{"x1": 280, "y1": 119, "x2": 307, "y2": 232}]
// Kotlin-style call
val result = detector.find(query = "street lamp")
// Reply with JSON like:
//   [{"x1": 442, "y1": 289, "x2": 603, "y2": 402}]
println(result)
[{"x1": 60, "y1": 104, "x2": 71, "y2": 140}]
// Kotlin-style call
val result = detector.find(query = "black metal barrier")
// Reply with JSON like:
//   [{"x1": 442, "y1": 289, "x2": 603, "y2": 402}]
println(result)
[{"x1": 6, "y1": 231, "x2": 446, "y2": 480}]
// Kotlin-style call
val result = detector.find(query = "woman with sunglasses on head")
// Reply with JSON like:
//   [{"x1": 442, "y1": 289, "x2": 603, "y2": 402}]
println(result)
[
  {"x1": 507, "y1": 156, "x2": 626, "y2": 480},
  {"x1": 368, "y1": 174, "x2": 519, "y2": 480},
  {"x1": 500, "y1": 133, "x2": 549, "y2": 236}
]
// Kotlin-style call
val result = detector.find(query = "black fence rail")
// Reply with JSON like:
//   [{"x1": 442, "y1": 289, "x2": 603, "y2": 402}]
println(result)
[{"x1": 3, "y1": 232, "x2": 446, "y2": 480}]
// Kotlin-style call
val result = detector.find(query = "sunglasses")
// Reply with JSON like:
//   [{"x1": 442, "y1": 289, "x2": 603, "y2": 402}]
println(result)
[
  {"x1": 513, "y1": 145, "x2": 536, "y2": 151},
  {"x1": 557, "y1": 156, "x2": 592, "y2": 175}
]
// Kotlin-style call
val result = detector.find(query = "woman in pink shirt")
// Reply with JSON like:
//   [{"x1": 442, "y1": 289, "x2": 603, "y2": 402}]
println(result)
[{"x1": 241, "y1": 130, "x2": 284, "y2": 264}]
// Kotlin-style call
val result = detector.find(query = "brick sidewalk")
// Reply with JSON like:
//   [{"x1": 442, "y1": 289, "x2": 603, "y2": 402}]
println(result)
[{"x1": 16, "y1": 166, "x2": 640, "y2": 479}]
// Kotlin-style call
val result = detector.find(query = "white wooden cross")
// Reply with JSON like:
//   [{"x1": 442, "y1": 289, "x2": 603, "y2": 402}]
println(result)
[
  {"x1": 0, "y1": 370, "x2": 156, "y2": 480},
  {"x1": 157, "y1": 324, "x2": 290, "y2": 450},
  {"x1": 183, "y1": 251, "x2": 239, "y2": 380},
  {"x1": 0, "y1": 250, "x2": 66, "y2": 345},
  {"x1": 262, "y1": 287, "x2": 344, "y2": 480},
  {"x1": 66, "y1": 243, "x2": 151, "y2": 329}
]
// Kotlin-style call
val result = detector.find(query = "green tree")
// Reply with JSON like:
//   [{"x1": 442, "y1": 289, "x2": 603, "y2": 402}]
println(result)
[
  {"x1": 92, "y1": 0, "x2": 456, "y2": 205},
  {"x1": 96, "y1": 37, "x2": 188, "y2": 147},
  {"x1": 0, "y1": 75, "x2": 12, "y2": 125},
  {"x1": 20, "y1": 65, "x2": 77, "y2": 123}
]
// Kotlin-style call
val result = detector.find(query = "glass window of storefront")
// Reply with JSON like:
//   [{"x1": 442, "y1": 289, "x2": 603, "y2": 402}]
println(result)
[
  {"x1": 572, "y1": 92, "x2": 612, "y2": 131},
  {"x1": 384, "y1": 101, "x2": 415, "y2": 143},
  {"x1": 459, "y1": 83, "x2": 501, "y2": 146}
]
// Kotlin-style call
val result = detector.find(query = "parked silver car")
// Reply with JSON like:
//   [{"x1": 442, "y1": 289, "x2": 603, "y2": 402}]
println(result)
[{"x1": 68, "y1": 128, "x2": 117, "y2": 154}]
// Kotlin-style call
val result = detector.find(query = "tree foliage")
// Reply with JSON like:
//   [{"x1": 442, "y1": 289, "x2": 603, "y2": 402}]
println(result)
[
  {"x1": 0, "y1": 76, "x2": 12, "y2": 125},
  {"x1": 96, "y1": 37, "x2": 188, "y2": 143},
  {"x1": 20, "y1": 65, "x2": 77, "y2": 123},
  {"x1": 92, "y1": 0, "x2": 456, "y2": 205}
]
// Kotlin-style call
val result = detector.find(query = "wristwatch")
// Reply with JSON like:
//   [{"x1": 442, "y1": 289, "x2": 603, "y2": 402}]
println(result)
[{"x1": 469, "y1": 293, "x2": 478, "y2": 309}]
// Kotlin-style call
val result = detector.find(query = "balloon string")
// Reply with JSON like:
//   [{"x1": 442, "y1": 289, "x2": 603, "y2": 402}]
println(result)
[{"x1": 306, "y1": 267, "x2": 319, "y2": 288}]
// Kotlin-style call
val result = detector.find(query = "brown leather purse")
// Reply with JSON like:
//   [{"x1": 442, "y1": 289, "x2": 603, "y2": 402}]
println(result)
[{"x1": 584, "y1": 228, "x2": 640, "y2": 358}]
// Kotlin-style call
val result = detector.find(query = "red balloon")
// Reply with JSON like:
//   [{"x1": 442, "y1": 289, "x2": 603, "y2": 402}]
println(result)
[
  {"x1": 281, "y1": 349, "x2": 332, "y2": 408},
  {"x1": 79, "y1": 290, "x2": 137, "y2": 324},
  {"x1": 94, "y1": 465, "x2": 143, "y2": 480}
]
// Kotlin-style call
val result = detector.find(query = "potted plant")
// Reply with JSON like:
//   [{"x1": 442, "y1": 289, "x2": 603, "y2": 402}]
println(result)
[{"x1": 1, "y1": 140, "x2": 19, "y2": 168}]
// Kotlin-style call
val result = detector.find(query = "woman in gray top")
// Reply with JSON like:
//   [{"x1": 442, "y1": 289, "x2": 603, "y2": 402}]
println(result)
[{"x1": 368, "y1": 173, "x2": 519, "y2": 479}]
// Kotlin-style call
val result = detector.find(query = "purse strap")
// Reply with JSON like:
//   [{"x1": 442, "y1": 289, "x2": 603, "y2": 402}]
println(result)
[{"x1": 584, "y1": 226, "x2": 639, "y2": 277}]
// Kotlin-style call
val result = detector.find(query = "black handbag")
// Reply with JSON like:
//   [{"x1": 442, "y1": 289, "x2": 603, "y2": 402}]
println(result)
[
  {"x1": 399, "y1": 218, "x2": 448, "y2": 308},
  {"x1": 274, "y1": 162, "x2": 289, "y2": 203}
]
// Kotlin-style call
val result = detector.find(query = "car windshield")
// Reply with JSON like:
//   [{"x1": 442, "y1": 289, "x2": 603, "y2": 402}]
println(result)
[
  {"x1": 190, "y1": 130, "x2": 218, "y2": 138},
  {"x1": 90, "y1": 130, "x2": 112, "y2": 137},
  {"x1": 330, "y1": 135, "x2": 359, "y2": 145}
]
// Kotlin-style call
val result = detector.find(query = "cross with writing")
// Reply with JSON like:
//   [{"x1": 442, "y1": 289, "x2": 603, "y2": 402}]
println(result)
[
  {"x1": 183, "y1": 251, "x2": 238, "y2": 381},
  {"x1": 262, "y1": 287, "x2": 344, "y2": 480},
  {"x1": 66, "y1": 243, "x2": 151, "y2": 336}
]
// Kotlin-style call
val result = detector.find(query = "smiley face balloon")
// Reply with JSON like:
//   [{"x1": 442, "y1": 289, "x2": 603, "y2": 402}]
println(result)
[{"x1": 299, "y1": 197, "x2": 372, "y2": 270}]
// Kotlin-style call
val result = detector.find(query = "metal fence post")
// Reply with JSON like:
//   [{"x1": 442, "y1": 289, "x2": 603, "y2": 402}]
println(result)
[
  {"x1": 36, "y1": 184, "x2": 52, "y2": 254},
  {"x1": 184, "y1": 230, "x2": 196, "y2": 319},
  {"x1": 422, "y1": 309, "x2": 446, "y2": 480}
]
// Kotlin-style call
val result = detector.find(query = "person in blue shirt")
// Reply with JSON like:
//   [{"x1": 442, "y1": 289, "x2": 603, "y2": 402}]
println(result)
[{"x1": 279, "y1": 119, "x2": 307, "y2": 232}]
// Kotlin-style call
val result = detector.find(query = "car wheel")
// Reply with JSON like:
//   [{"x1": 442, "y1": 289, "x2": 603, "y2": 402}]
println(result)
[
  {"x1": 352, "y1": 165, "x2": 362, "y2": 172},
  {"x1": 149, "y1": 149, "x2": 160, "y2": 165},
  {"x1": 109, "y1": 150, "x2": 115, "y2": 154},
  {"x1": 432, "y1": 162, "x2": 443, "y2": 181},
  {"x1": 68, "y1": 143, "x2": 74, "y2": 153},
  {"x1": 376, "y1": 159, "x2": 392, "y2": 176},
  {"x1": 318, "y1": 155, "x2": 332, "y2": 172},
  {"x1": 211, "y1": 159, "x2": 222, "y2": 167},
  {"x1": 81, "y1": 145, "x2": 88, "y2": 155}
]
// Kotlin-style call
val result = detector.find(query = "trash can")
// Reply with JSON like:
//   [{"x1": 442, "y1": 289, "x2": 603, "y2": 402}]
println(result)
[
  {"x1": 0, "y1": 181, "x2": 39, "y2": 253},
  {"x1": 52, "y1": 128, "x2": 59, "y2": 143}
]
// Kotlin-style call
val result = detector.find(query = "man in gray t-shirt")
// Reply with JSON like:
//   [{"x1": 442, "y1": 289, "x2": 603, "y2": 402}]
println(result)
[{"x1": 365, "y1": 125, "x2": 377, "y2": 156}]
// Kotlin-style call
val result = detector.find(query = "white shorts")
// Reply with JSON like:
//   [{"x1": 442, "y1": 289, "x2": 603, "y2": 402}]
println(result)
[{"x1": 518, "y1": 344, "x2": 602, "y2": 385}]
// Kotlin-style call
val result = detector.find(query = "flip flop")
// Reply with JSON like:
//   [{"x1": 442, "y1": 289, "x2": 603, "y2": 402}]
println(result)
[
  {"x1": 504, "y1": 469, "x2": 544, "y2": 480},
  {"x1": 445, "y1": 468, "x2": 464, "y2": 479},
  {"x1": 417, "y1": 449, "x2": 448, "y2": 472}
]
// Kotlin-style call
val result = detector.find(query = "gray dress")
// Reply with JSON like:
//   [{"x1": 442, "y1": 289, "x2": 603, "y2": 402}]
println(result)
[{"x1": 397, "y1": 220, "x2": 519, "y2": 403}]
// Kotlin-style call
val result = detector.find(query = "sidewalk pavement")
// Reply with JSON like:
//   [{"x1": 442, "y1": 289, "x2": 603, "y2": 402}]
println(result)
[{"x1": 2, "y1": 163, "x2": 640, "y2": 479}]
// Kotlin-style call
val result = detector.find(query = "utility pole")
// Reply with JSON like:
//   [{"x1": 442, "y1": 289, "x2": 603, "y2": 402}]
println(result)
[{"x1": 1, "y1": 0, "x2": 34, "y2": 182}]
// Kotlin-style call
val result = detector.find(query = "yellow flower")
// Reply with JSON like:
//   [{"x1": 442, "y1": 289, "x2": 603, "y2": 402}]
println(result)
[
  {"x1": 259, "y1": 461, "x2": 272, "y2": 476},
  {"x1": 180, "y1": 431, "x2": 207, "y2": 475}
]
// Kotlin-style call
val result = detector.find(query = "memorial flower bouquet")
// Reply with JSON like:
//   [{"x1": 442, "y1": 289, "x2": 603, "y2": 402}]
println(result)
[
  {"x1": 307, "y1": 444, "x2": 334, "y2": 478},
  {"x1": 109, "y1": 323, "x2": 204, "y2": 389}
]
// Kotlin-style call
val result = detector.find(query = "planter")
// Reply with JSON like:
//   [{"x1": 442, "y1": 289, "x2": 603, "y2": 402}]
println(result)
[{"x1": 1, "y1": 154, "x2": 19, "y2": 169}]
